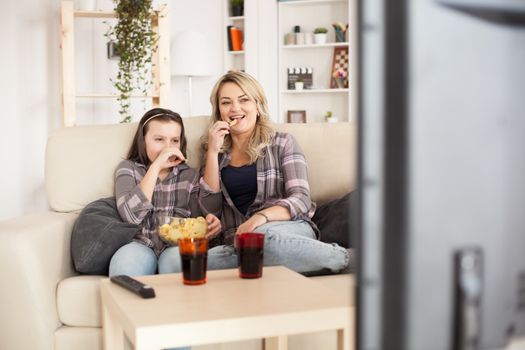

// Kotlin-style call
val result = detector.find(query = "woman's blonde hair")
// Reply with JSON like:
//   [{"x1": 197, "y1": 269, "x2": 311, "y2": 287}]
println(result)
[{"x1": 201, "y1": 70, "x2": 274, "y2": 163}]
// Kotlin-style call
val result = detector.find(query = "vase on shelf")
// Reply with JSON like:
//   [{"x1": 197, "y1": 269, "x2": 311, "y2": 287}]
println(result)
[
  {"x1": 314, "y1": 33, "x2": 327, "y2": 45},
  {"x1": 324, "y1": 111, "x2": 338, "y2": 123},
  {"x1": 335, "y1": 78, "x2": 346, "y2": 88},
  {"x1": 295, "y1": 32, "x2": 305, "y2": 45},
  {"x1": 335, "y1": 29, "x2": 346, "y2": 42},
  {"x1": 231, "y1": 5, "x2": 243, "y2": 16},
  {"x1": 305, "y1": 33, "x2": 313, "y2": 45},
  {"x1": 285, "y1": 33, "x2": 295, "y2": 45}
]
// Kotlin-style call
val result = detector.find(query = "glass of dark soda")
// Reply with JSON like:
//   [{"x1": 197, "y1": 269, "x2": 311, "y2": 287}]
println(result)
[
  {"x1": 178, "y1": 237, "x2": 208, "y2": 285},
  {"x1": 236, "y1": 233, "x2": 265, "y2": 279}
]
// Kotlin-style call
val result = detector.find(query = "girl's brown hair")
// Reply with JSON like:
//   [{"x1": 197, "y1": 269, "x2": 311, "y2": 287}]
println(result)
[{"x1": 127, "y1": 108, "x2": 187, "y2": 166}]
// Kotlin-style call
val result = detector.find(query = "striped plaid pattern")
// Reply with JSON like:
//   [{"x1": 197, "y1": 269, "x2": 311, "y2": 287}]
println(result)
[
  {"x1": 115, "y1": 160, "x2": 201, "y2": 255},
  {"x1": 200, "y1": 132, "x2": 318, "y2": 245}
]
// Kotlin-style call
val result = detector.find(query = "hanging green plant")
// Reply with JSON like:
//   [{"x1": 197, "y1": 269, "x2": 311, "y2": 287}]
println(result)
[{"x1": 106, "y1": 0, "x2": 158, "y2": 123}]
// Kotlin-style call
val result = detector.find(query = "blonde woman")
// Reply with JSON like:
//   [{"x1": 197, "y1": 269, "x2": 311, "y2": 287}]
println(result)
[{"x1": 198, "y1": 71, "x2": 350, "y2": 274}]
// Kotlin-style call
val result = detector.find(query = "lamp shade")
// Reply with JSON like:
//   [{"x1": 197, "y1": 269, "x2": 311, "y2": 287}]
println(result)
[{"x1": 171, "y1": 31, "x2": 211, "y2": 77}]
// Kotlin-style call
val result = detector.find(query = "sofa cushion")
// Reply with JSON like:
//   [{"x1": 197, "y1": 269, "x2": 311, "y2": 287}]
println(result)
[
  {"x1": 275, "y1": 122, "x2": 356, "y2": 205},
  {"x1": 312, "y1": 192, "x2": 354, "y2": 248},
  {"x1": 57, "y1": 276, "x2": 104, "y2": 327},
  {"x1": 71, "y1": 197, "x2": 139, "y2": 275},
  {"x1": 55, "y1": 326, "x2": 102, "y2": 350}
]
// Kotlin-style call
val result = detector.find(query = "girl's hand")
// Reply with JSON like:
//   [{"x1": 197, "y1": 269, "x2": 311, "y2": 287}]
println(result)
[
  {"x1": 152, "y1": 146, "x2": 185, "y2": 170},
  {"x1": 205, "y1": 213, "x2": 222, "y2": 239},
  {"x1": 235, "y1": 214, "x2": 267, "y2": 235},
  {"x1": 207, "y1": 121, "x2": 231, "y2": 154}
]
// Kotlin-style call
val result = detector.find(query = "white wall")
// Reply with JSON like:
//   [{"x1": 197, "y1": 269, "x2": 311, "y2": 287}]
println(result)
[
  {"x1": 0, "y1": 0, "x2": 278, "y2": 221},
  {"x1": 0, "y1": 0, "x2": 61, "y2": 220},
  {"x1": 170, "y1": 0, "x2": 224, "y2": 118}
]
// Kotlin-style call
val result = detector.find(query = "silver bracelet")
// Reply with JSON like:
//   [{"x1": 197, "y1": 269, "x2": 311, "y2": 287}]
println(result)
[{"x1": 254, "y1": 212, "x2": 270, "y2": 223}]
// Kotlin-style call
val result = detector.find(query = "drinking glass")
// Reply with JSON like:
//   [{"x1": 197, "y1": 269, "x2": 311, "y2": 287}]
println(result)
[
  {"x1": 236, "y1": 233, "x2": 265, "y2": 279},
  {"x1": 178, "y1": 237, "x2": 208, "y2": 285}
]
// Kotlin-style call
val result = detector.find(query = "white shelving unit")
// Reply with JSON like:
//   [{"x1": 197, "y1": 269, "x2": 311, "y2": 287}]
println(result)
[
  {"x1": 280, "y1": 42, "x2": 347, "y2": 49},
  {"x1": 277, "y1": 0, "x2": 357, "y2": 123},
  {"x1": 222, "y1": 1, "x2": 245, "y2": 73},
  {"x1": 282, "y1": 88, "x2": 349, "y2": 94}
]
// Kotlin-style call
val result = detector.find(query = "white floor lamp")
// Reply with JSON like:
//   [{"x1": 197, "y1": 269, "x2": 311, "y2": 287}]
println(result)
[{"x1": 171, "y1": 31, "x2": 211, "y2": 117}]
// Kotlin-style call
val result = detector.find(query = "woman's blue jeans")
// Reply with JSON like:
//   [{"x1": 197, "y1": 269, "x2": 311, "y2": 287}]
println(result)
[{"x1": 148, "y1": 220, "x2": 350, "y2": 274}]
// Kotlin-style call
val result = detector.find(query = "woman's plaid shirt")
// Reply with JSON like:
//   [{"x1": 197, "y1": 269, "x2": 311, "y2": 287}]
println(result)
[{"x1": 199, "y1": 131, "x2": 319, "y2": 246}]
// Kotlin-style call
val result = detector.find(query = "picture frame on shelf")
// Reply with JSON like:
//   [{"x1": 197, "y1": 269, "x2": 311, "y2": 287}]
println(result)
[
  {"x1": 287, "y1": 110, "x2": 306, "y2": 123},
  {"x1": 107, "y1": 41, "x2": 120, "y2": 60},
  {"x1": 330, "y1": 47, "x2": 349, "y2": 89}
]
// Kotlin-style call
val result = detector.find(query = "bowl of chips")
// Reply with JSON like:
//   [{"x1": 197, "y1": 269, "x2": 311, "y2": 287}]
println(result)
[{"x1": 158, "y1": 216, "x2": 208, "y2": 246}]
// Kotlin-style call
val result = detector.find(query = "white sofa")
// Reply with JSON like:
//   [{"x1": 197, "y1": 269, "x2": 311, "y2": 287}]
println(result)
[{"x1": 0, "y1": 116, "x2": 357, "y2": 350}]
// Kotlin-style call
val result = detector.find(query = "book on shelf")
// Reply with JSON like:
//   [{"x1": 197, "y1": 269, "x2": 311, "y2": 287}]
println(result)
[
  {"x1": 227, "y1": 26, "x2": 243, "y2": 51},
  {"x1": 227, "y1": 25, "x2": 233, "y2": 51}
]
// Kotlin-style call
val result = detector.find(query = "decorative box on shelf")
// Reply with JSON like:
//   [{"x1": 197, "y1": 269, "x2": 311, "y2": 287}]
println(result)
[{"x1": 287, "y1": 67, "x2": 313, "y2": 90}]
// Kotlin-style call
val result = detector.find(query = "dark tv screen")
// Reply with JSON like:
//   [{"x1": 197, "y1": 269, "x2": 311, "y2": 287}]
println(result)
[{"x1": 357, "y1": 0, "x2": 525, "y2": 349}]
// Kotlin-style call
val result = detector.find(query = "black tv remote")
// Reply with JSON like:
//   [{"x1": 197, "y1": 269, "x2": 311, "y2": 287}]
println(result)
[{"x1": 110, "y1": 275, "x2": 156, "y2": 299}]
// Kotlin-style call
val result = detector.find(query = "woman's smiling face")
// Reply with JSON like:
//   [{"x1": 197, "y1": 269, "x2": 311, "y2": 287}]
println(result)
[{"x1": 218, "y1": 82, "x2": 258, "y2": 135}]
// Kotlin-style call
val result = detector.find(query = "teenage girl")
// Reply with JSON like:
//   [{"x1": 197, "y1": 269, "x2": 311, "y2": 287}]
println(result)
[{"x1": 109, "y1": 108, "x2": 221, "y2": 277}]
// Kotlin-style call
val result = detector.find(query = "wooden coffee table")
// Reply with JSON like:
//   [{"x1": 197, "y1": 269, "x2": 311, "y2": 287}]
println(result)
[{"x1": 100, "y1": 266, "x2": 353, "y2": 350}]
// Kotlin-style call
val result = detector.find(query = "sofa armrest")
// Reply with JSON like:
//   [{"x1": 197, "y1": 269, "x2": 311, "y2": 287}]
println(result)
[{"x1": 0, "y1": 212, "x2": 78, "y2": 350}]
